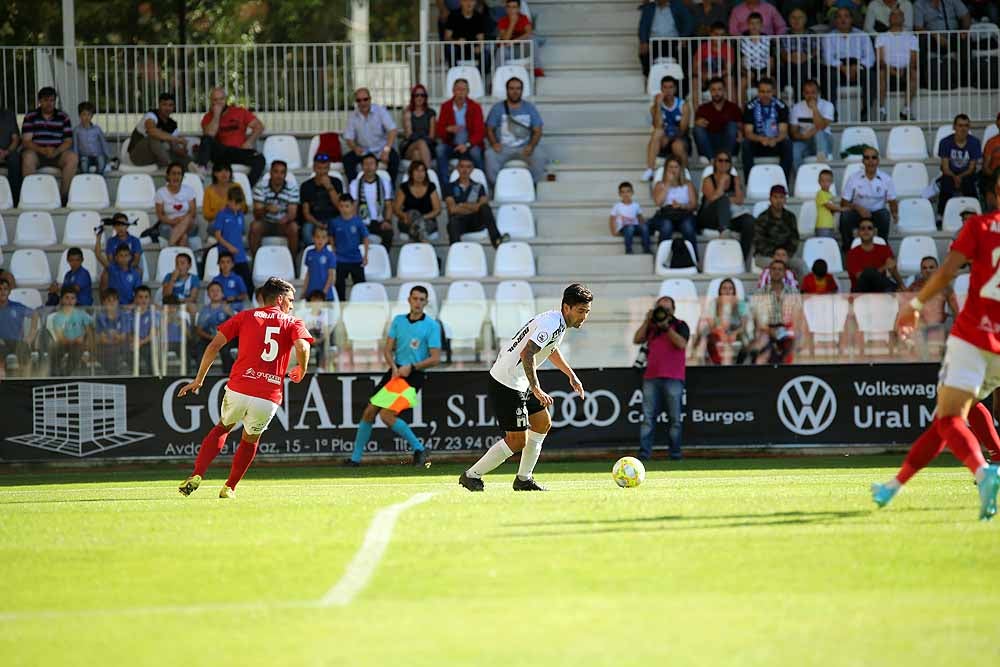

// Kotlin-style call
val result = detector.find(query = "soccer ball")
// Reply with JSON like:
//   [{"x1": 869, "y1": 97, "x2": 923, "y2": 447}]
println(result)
[{"x1": 612, "y1": 456, "x2": 645, "y2": 488}]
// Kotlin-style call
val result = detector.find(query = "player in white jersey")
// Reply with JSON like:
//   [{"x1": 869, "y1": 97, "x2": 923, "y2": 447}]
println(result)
[{"x1": 460, "y1": 284, "x2": 593, "y2": 492}]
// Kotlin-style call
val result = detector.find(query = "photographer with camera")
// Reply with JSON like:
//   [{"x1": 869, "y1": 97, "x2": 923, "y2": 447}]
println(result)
[{"x1": 633, "y1": 296, "x2": 690, "y2": 462}]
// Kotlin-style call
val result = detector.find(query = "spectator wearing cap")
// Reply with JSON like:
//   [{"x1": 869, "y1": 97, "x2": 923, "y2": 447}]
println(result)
[
  {"x1": 729, "y1": 0, "x2": 787, "y2": 36},
  {"x1": 753, "y1": 185, "x2": 799, "y2": 270},
  {"x1": 104, "y1": 213, "x2": 143, "y2": 270},
  {"x1": 839, "y1": 146, "x2": 897, "y2": 253},
  {"x1": 250, "y1": 160, "x2": 300, "y2": 255},
  {"x1": 195, "y1": 86, "x2": 266, "y2": 185},
  {"x1": 435, "y1": 78, "x2": 486, "y2": 191},
  {"x1": 982, "y1": 112, "x2": 1000, "y2": 210},
  {"x1": 0, "y1": 105, "x2": 21, "y2": 206},
  {"x1": 638, "y1": 0, "x2": 695, "y2": 78},
  {"x1": 128, "y1": 92, "x2": 193, "y2": 171},
  {"x1": 300, "y1": 152, "x2": 344, "y2": 241},
  {"x1": 741, "y1": 77, "x2": 793, "y2": 182},
  {"x1": 343, "y1": 87, "x2": 400, "y2": 185},
  {"x1": 485, "y1": 77, "x2": 546, "y2": 186},
  {"x1": 937, "y1": 113, "x2": 981, "y2": 216},
  {"x1": 20, "y1": 86, "x2": 77, "y2": 204}
]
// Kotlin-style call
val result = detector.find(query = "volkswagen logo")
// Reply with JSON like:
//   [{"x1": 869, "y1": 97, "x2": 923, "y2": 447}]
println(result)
[
  {"x1": 776, "y1": 375, "x2": 837, "y2": 436},
  {"x1": 549, "y1": 390, "x2": 621, "y2": 428}
]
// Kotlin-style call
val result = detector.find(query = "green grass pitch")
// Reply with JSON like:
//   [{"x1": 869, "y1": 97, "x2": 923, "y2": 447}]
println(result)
[{"x1": 2, "y1": 456, "x2": 999, "y2": 666}]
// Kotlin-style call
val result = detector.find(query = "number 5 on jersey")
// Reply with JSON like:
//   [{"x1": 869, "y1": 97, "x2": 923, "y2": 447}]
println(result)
[{"x1": 261, "y1": 326, "x2": 280, "y2": 362}]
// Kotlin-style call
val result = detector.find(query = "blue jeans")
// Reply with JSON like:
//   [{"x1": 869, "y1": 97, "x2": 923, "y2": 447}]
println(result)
[
  {"x1": 692, "y1": 122, "x2": 739, "y2": 162},
  {"x1": 792, "y1": 131, "x2": 834, "y2": 171},
  {"x1": 79, "y1": 154, "x2": 107, "y2": 174},
  {"x1": 435, "y1": 143, "x2": 484, "y2": 196},
  {"x1": 639, "y1": 377, "x2": 684, "y2": 460},
  {"x1": 655, "y1": 213, "x2": 698, "y2": 259},
  {"x1": 621, "y1": 223, "x2": 651, "y2": 254}
]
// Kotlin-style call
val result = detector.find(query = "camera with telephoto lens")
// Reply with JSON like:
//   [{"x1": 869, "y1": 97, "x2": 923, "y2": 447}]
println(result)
[{"x1": 652, "y1": 305, "x2": 672, "y2": 324}]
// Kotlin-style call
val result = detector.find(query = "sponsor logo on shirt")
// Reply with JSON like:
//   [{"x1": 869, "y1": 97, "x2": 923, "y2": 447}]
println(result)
[{"x1": 242, "y1": 366, "x2": 283, "y2": 385}]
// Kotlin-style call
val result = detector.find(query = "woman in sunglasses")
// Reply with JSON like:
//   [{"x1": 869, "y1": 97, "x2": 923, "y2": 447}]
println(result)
[
  {"x1": 401, "y1": 84, "x2": 437, "y2": 175},
  {"x1": 698, "y1": 150, "x2": 754, "y2": 261}
]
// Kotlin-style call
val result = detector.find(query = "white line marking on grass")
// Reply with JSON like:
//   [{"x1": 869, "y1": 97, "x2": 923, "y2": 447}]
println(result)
[{"x1": 319, "y1": 491, "x2": 436, "y2": 607}]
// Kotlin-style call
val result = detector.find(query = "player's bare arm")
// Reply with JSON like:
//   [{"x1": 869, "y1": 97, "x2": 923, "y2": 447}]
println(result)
[
  {"x1": 288, "y1": 337, "x2": 311, "y2": 383},
  {"x1": 899, "y1": 249, "x2": 969, "y2": 334},
  {"x1": 178, "y1": 331, "x2": 229, "y2": 396},
  {"x1": 521, "y1": 340, "x2": 553, "y2": 407},
  {"x1": 548, "y1": 348, "x2": 584, "y2": 398}
]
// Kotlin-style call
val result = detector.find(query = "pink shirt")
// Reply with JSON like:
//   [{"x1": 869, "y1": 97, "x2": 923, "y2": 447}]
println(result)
[
  {"x1": 729, "y1": 2, "x2": 788, "y2": 36},
  {"x1": 644, "y1": 321, "x2": 689, "y2": 381}
]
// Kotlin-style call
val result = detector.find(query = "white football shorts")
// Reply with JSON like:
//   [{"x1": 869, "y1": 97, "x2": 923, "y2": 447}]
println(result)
[
  {"x1": 939, "y1": 336, "x2": 1000, "y2": 401},
  {"x1": 220, "y1": 388, "x2": 280, "y2": 436}
]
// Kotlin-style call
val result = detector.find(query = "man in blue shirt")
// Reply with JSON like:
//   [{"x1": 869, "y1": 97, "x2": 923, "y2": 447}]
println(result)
[
  {"x1": 211, "y1": 253, "x2": 249, "y2": 309},
  {"x1": 741, "y1": 77, "x2": 793, "y2": 182},
  {"x1": 484, "y1": 77, "x2": 547, "y2": 186},
  {"x1": 303, "y1": 226, "x2": 337, "y2": 301},
  {"x1": 56, "y1": 247, "x2": 93, "y2": 306},
  {"x1": 349, "y1": 284, "x2": 442, "y2": 467},
  {"x1": 330, "y1": 194, "x2": 370, "y2": 300},
  {"x1": 96, "y1": 288, "x2": 130, "y2": 373},
  {"x1": 96, "y1": 234, "x2": 142, "y2": 305},
  {"x1": 0, "y1": 278, "x2": 36, "y2": 375},
  {"x1": 937, "y1": 113, "x2": 982, "y2": 215}
]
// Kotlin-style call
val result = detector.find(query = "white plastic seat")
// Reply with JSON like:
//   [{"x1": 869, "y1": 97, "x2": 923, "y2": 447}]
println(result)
[
  {"x1": 445, "y1": 242, "x2": 489, "y2": 278},
  {"x1": 251, "y1": 246, "x2": 295, "y2": 286},
  {"x1": 493, "y1": 241, "x2": 535, "y2": 277},
  {"x1": 349, "y1": 282, "x2": 389, "y2": 304},
  {"x1": 853, "y1": 293, "x2": 899, "y2": 344},
  {"x1": 263, "y1": 135, "x2": 302, "y2": 170},
  {"x1": 118, "y1": 137, "x2": 158, "y2": 174},
  {"x1": 10, "y1": 288, "x2": 43, "y2": 309},
  {"x1": 802, "y1": 237, "x2": 844, "y2": 274},
  {"x1": 0, "y1": 176, "x2": 13, "y2": 209},
  {"x1": 495, "y1": 280, "x2": 534, "y2": 304},
  {"x1": 232, "y1": 172, "x2": 254, "y2": 211},
  {"x1": 182, "y1": 173, "x2": 205, "y2": 208},
  {"x1": 396, "y1": 243, "x2": 440, "y2": 279},
  {"x1": 703, "y1": 239, "x2": 744, "y2": 275},
  {"x1": 850, "y1": 236, "x2": 888, "y2": 249},
  {"x1": 342, "y1": 301, "x2": 389, "y2": 350},
  {"x1": 804, "y1": 295, "x2": 850, "y2": 343},
  {"x1": 494, "y1": 168, "x2": 535, "y2": 203},
  {"x1": 655, "y1": 240, "x2": 699, "y2": 276},
  {"x1": 932, "y1": 125, "x2": 953, "y2": 157},
  {"x1": 62, "y1": 211, "x2": 102, "y2": 246},
  {"x1": 446, "y1": 280, "x2": 487, "y2": 302},
  {"x1": 943, "y1": 197, "x2": 981, "y2": 232},
  {"x1": 363, "y1": 244, "x2": 392, "y2": 281},
  {"x1": 746, "y1": 165, "x2": 788, "y2": 201},
  {"x1": 646, "y1": 62, "x2": 685, "y2": 96},
  {"x1": 446, "y1": 65, "x2": 486, "y2": 100},
  {"x1": 891, "y1": 162, "x2": 929, "y2": 198},
  {"x1": 657, "y1": 278, "x2": 698, "y2": 301},
  {"x1": 14, "y1": 212, "x2": 58, "y2": 247},
  {"x1": 797, "y1": 200, "x2": 819, "y2": 237},
  {"x1": 839, "y1": 126, "x2": 879, "y2": 161},
  {"x1": 492, "y1": 64, "x2": 532, "y2": 98},
  {"x1": 840, "y1": 162, "x2": 864, "y2": 192},
  {"x1": 955, "y1": 273, "x2": 970, "y2": 310},
  {"x1": 492, "y1": 298, "x2": 535, "y2": 342},
  {"x1": 886, "y1": 126, "x2": 928, "y2": 161},
  {"x1": 20, "y1": 175, "x2": 61, "y2": 210},
  {"x1": 154, "y1": 247, "x2": 196, "y2": 285},
  {"x1": 496, "y1": 204, "x2": 536, "y2": 238},
  {"x1": 898, "y1": 235, "x2": 938, "y2": 275},
  {"x1": 115, "y1": 174, "x2": 156, "y2": 209},
  {"x1": 439, "y1": 299, "x2": 487, "y2": 350},
  {"x1": 896, "y1": 198, "x2": 936, "y2": 234},
  {"x1": 67, "y1": 174, "x2": 110, "y2": 210},
  {"x1": 393, "y1": 281, "x2": 439, "y2": 318},
  {"x1": 122, "y1": 209, "x2": 155, "y2": 247},
  {"x1": 57, "y1": 248, "x2": 100, "y2": 283},
  {"x1": 203, "y1": 245, "x2": 220, "y2": 282},
  {"x1": 449, "y1": 168, "x2": 489, "y2": 195},
  {"x1": 984, "y1": 124, "x2": 1000, "y2": 146},
  {"x1": 9, "y1": 249, "x2": 52, "y2": 287},
  {"x1": 751, "y1": 200, "x2": 770, "y2": 218},
  {"x1": 793, "y1": 164, "x2": 835, "y2": 199}
]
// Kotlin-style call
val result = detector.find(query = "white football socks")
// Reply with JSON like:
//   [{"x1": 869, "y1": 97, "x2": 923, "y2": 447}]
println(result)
[
  {"x1": 517, "y1": 430, "x2": 547, "y2": 480},
  {"x1": 466, "y1": 440, "x2": 514, "y2": 479}
]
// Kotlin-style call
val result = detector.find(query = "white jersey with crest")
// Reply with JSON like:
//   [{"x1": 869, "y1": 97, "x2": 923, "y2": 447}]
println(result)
[{"x1": 490, "y1": 310, "x2": 568, "y2": 391}]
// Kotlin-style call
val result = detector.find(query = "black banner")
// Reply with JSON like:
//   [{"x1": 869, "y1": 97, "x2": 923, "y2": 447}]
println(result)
[{"x1": 0, "y1": 364, "x2": 940, "y2": 462}]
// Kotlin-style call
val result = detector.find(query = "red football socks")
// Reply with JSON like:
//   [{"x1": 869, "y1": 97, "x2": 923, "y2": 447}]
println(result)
[
  {"x1": 193, "y1": 424, "x2": 230, "y2": 476},
  {"x1": 896, "y1": 423, "x2": 946, "y2": 484},
  {"x1": 967, "y1": 402, "x2": 1000, "y2": 460},
  {"x1": 225, "y1": 439, "x2": 259, "y2": 489},
  {"x1": 937, "y1": 416, "x2": 988, "y2": 475}
]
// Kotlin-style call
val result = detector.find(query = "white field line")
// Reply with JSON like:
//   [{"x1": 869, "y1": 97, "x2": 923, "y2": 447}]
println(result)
[{"x1": 0, "y1": 492, "x2": 437, "y2": 622}]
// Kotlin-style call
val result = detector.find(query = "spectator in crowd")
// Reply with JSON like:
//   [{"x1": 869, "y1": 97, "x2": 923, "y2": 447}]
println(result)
[
  {"x1": 303, "y1": 226, "x2": 337, "y2": 301},
  {"x1": 95, "y1": 288, "x2": 130, "y2": 373},
  {"x1": 982, "y1": 113, "x2": 1000, "y2": 210},
  {"x1": 435, "y1": 78, "x2": 486, "y2": 193},
  {"x1": 194, "y1": 282, "x2": 236, "y2": 373},
  {"x1": 195, "y1": 87, "x2": 265, "y2": 185},
  {"x1": 814, "y1": 168, "x2": 841, "y2": 238},
  {"x1": 757, "y1": 245, "x2": 801, "y2": 289},
  {"x1": 394, "y1": 160, "x2": 442, "y2": 242},
  {"x1": 401, "y1": 85, "x2": 437, "y2": 175},
  {"x1": 790, "y1": 79, "x2": 835, "y2": 170},
  {"x1": 750, "y1": 257, "x2": 799, "y2": 364},
  {"x1": 49, "y1": 246, "x2": 93, "y2": 307},
  {"x1": 779, "y1": 8, "x2": 819, "y2": 100},
  {"x1": 690, "y1": 23, "x2": 735, "y2": 103},
  {"x1": 203, "y1": 163, "x2": 239, "y2": 224},
  {"x1": 96, "y1": 236, "x2": 141, "y2": 306},
  {"x1": 847, "y1": 219, "x2": 902, "y2": 292},
  {"x1": 21, "y1": 86, "x2": 77, "y2": 204},
  {"x1": 914, "y1": 0, "x2": 971, "y2": 32},
  {"x1": 652, "y1": 156, "x2": 698, "y2": 257},
  {"x1": 344, "y1": 88, "x2": 400, "y2": 185},
  {"x1": 866, "y1": 0, "x2": 915, "y2": 32},
  {"x1": 0, "y1": 278, "x2": 35, "y2": 377},
  {"x1": 638, "y1": 0, "x2": 694, "y2": 78},
  {"x1": 907, "y1": 255, "x2": 959, "y2": 344},
  {"x1": 497, "y1": 0, "x2": 543, "y2": 76},
  {"x1": 250, "y1": 160, "x2": 300, "y2": 254},
  {"x1": 211, "y1": 253, "x2": 249, "y2": 309},
  {"x1": 966, "y1": 0, "x2": 999, "y2": 23},
  {"x1": 447, "y1": 155, "x2": 508, "y2": 247},
  {"x1": 609, "y1": 181, "x2": 649, "y2": 255},
  {"x1": 103, "y1": 213, "x2": 142, "y2": 270},
  {"x1": 691, "y1": 1, "x2": 728, "y2": 37},
  {"x1": 937, "y1": 113, "x2": 981, "y2": 216},
  {"x1": 300, "y1": 153, "x2": 343, "y2": 241},
  {"x1": 738, "y1": 13, "x2": 774, "y2": 107},
  {"x1": 822, "y1": 0, "x2": 866, "y2": 25},
  {"x1": 699, "y1": 151, "x2": 755, "y2": 260},
  {"x1": 0, "y1": 106, "x2": 22, "y2": 206},
  {"x1": 485, "y1": 77, "x2": 546, "y2": 185},
  {"x1": 162, "y1": 252, "x2": 200, "y2": 305},
  {"x1": 0, "y1": 270, "x2": 14, "y2": 290},
  {"x1": 73, "y1": 101, "x2": 112, "y2": 175},
  {"x1": 839, "y1": 146, "x2": 897, "y2": 252},
  {"x1": 129, "y1": 92, "x2": 193, "y2": 171},
  {"x1": 634, "y1": 295, "x2": 690, "y2": 461},
  {"x1": 729, "y1": 0, "x2": 787, "y2": 35},
  {"x1": 436, "y1": 0, "x2": 462, "y2": 39},
  {"x1": 349, "y1": 152, "x2": 395, "y2": 248},
  {"x1": 330, "y1": 194, "x2": 370, "y2": 301},
  {"x1": 753, "y1": 185, "x2": 799, "y2": 269},
  {"x1": 131, "y1": 285, "x2": 156, "y2": 374},
  {"x1": 876, "y1": 7, "x2": 920, "y2": 122},
  {"x1": 643, "y1": 75, "x2": 691, "y2": 180},
  {"x1": 694, "y1": 277, "x2": 751, "y2": 365},
  {"x1": 741, "y1": 78, "x2": 793, "y2": 182},
  {"x1": 154, "y1": 162, "x2": 198, "y2": 247},
  {"x1": 445, "y1": 0, "x2": 492, "y2": 69},
  {"x1": 801, "y1": 258, "x2": 840, "y2": 294},
  {"x1": 822, "y1": 8, "x2": 877, "y2": 121},
  {"x1": 48, "y1": 286, "x2": 93, "y2": 376},
  {"x1": 694, "y1": 77, "x2": 742, "y2": 164},
  {"x1": 211, "y1": 186, "x2": 254, "y2": 291}
]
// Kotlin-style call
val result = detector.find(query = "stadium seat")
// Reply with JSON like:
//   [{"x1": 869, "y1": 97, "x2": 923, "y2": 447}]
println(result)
[
  {"x1": 495, "y1": 279, "x2": 535, "y2": 304},
  {"x1": 62, "y1": 211, "x2": 102, "y2": 247},
  {"x1": 20, "y1": 175, "x2": 61, "y2": 210},
  {"x1": 294, "y1": 294, "x2": 341, "y2": 348},
  {"x1": 393, "y1": 281, "x2": 439, "y2": 318},
  {"x1": 751, "y1": 200, "x2": 770, "y2": 218},
  {"x1": 955, "y1": 273, "x2": 970, "y2": 309},
  {"x1": 118, "y1": 137, "x2": 158, "y2": 174},
  {"x1": 446, "y1": 65, "x2": 486, "y2": 100},
  {"x1": 896, "y1": 198, "x2": 936, "y2": 234},
  {"x1": 797, "y1": 200, "x2": 819, "y2": 237},
  {"x1": 232, "y1": 172, "x2": 254, "y2": 212},
  {"x1": 115, "y1": 174, "x2": 156, "y2": 209},
  {"x1": 658, "y1": 278, "x2": 698, "y2": 301},
  {"x1": 0, "y1": 213, "x2": 7, "y2": 246},
  {"x1": 891, "y1": 162, "x2": 929, "y2": 198},
  {"x1": 655, "y1": 240, "x2": 699, "y2": 276},
  {"x1": 646, "y1": 62, "x2": 684, "y2": 96},
  {"x1": 984, "y1": 123, "x2": 999, "y2": 146},
  {"x1": 493, "y1": 241, "x2": 535, "y2": 277},
  {"x1": 705, "y1": 276, "x2": 746, "y2": 300},
  {"x1": 803, "y1": 295, "x2": 850, "y2": 345},
  {"x1": 156, "y1": 247, "x2": 197, "y2": 284},
  {"x1": 840, "y1": 162, "x2": 864, "y2": 192},
  {"x1": 14, "y1": 212, "x2": 58, "y2": 247},
  {"x1": 449, "y1": 167, "x2": 489, "y2": 194},
  {"x1": 850, "y1": 236, "x2": 888, "y2": 249},
  {"x1": 349, "y1": 281, "x2": 389, "y2": 304},
  {"x1": 746, "y1": 165, "x2": 788, "y2": 200},
  {"x1": 897, "y1": 235, "x2": 938, "y2": 275},
  {"x1": 802, "y1": 237, "x2": 844, "y2": 274},
  {"x1": 396, "y1": 243, "x2": 440, "y2": 279},
  {"x1": 492, "y1": 298, "x2": 535, "y2": 341},
  {"x1": 494, "y1": 168, "x2": 535, "y2": 203},
  {"x1": 0, "y1": 176, "x2": 13, "y2": 209},
  {"x1": 251, "y1": 246, "x2": 295, "y2": 286},
  {"x1": 793, "y1": 163, "x2": 834, "y2": 199},
  {"x1": 67, "y1": 174, "x2": 110, "y2": 210},
  {"x1": 10, "y1": 287, "x2": 43, "y2": 309},
  {"x1": 364, "y1": 244, "x2": 392, "y2": 281},
  {"x1": 702, "y1": 239, "x2": 744, "y2": 275},
  {"x1": 57, "y1": 248, "x2": 100, "y2": 283},
  {"x1": 932, "y1": 125, "x2": 953, "y2": 157},
  {"x1": 493, "y1": 64, "x2": 531, "y2": 98},
  {"x1": 853, "y1": 293, "x2": 899, "y2": 346},
  {"x1": 446, "y1": 280, "x2": 487, "y2": 302},
  {"x1": 9, "y1": 249, "x2": 52, "y2": 287},
  {"x1": 943, "y1": 197, "x2": 981, "y2": 232},
  {"x1": 123, "y1": 210, "x2": 155, "y2": 247},
  {"x1": 342, "y1": 300, "x2": 389, "y2": 351},
  {"x1": 838, "y1": 126, "x2": 878, "y2": 161},
  {"x1": 203, "y1": 245, "x2": 220, "y2": 282},
  {"x1": 886, "y1": 126, "x2": 928, "y2": 161},
  {"x1": 445, "y1": 242, "x2": 488, "y2": 278},
  {"x1": 439, "y1": 298, "x2": 487, "y2": 352},
  {"x1": 263, "y1": 135, "x2": 302, "y2": 170},
  {"x1": 182, "y1": 173, "x2": 205, "y2": 208},
  {"x1": 496, "y1": 204, "x2": 536, "y2": 239}
]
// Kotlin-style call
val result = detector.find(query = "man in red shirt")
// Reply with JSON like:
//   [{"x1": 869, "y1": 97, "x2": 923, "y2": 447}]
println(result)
[
  {"x1": 874, "y1": 178, "x2": 1000, "y2": 519},
  {"x1": 693, "y1": 77, "x2": 742, "y2": 165},
  {"x1": 195, "y1": 86, "x2": 266, "y2": 186},
  {"x1": 845, "y1": 220, "x2": 902, "y2": 292},
  {"x1": 177, "y1": 277, "x2": 312, "y2": 499}
]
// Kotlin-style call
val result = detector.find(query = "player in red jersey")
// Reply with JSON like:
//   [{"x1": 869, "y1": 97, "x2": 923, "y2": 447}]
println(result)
[
  {"x1": 873, "y1": 178, "x2": 1000, "y2": 520},
  {"x1": 177, "y1": 277, "x2": 313, "y2": 499}
]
